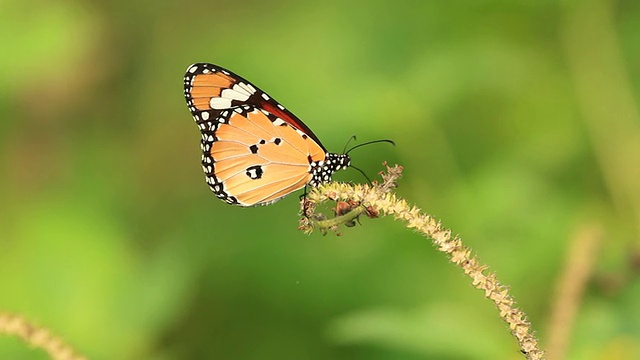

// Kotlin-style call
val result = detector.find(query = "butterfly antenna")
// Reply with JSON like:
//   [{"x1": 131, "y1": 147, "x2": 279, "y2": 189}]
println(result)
[
  {"x1": 350, "y1": 165, "x2": 373, "y2": 185},
  {"x1": 342, "y1": 135, "x2": 358, "y2": 154},
  {"x1": 346, "y1": 139, "x2": 395, "y2": 154}
]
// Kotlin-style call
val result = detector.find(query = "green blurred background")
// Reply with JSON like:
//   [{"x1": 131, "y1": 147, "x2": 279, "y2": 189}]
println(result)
[{"x1": 2, "y1": 0, "x2": 640, "y2": 359}]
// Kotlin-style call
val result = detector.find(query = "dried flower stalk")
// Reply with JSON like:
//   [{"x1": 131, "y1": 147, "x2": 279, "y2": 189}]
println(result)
[
  {"x1": 299, "y1": 164, "x2": 545, "y2": 359},
  {"x1": 0, "y1": 312, "x2": 86, "y2": 360}
]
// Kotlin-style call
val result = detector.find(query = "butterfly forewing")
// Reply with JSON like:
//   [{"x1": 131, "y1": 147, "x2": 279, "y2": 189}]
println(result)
[{"x1": 185, "y1": 63, "x2": 324, "y2": 147}]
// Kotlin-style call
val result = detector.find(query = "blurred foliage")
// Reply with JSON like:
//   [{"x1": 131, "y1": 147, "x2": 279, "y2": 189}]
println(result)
[{"x1": 1, "y1": 0, "x2": 640, "y2": 359}]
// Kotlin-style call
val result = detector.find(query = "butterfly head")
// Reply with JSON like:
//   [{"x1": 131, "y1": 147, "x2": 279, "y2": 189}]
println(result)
[{"x1": 309, "y1": 153, "x2": 350, "y2": 187}]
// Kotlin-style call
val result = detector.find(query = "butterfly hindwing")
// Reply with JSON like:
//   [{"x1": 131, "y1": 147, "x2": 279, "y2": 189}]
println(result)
[{"x1": 196, "y1": 105, "x2": 326, "y2": 206}]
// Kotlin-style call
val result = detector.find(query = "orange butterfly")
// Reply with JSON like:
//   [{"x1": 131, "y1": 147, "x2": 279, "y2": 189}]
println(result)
[{"x1": 183, "y1": 63, "x2": 350, "y2": 206}]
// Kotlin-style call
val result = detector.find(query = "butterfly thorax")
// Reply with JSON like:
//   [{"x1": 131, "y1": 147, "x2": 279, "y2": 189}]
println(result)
[{"x1": 308, "y1": 153, "x2": 350, "y2": 187}]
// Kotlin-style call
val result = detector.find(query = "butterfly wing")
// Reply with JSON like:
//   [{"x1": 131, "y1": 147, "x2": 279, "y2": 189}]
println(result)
[
  {"x1": 183, "y1": 63, "x2": 327, "y2": 206},
  {"x1": 184, "y1": 63, "x2": 325, "y2": 149}
]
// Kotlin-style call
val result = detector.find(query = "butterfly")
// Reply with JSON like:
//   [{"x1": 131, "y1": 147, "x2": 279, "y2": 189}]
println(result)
[{"x1": 183, "y1": 63, "x2": 351, "y2": 207}]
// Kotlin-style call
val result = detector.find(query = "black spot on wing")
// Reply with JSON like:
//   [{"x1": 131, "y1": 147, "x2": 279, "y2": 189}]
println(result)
[{"x1": 245, "y1": 165, "x2": 264, "y2": 180}]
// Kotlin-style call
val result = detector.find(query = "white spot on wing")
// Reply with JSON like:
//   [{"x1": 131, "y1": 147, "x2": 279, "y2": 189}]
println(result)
[
  {"x1": 210, "y1": 97, "x2": 232, "y2": 109},
  {"x1": 188, "y1": 65, "x2": 198, "y2": 73},
  {"x1": 221, "y1": 88, "x2": 250, "y2": 102},
  {"x1": 234, "y1": 84, "x2": 252, "y2": 96},
  {"x1": 201, "y1": 112, "x2": 210, "y2": 120},
  {"x1": 236, "y1": 82, "x2": 256, "y2": 95}
]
